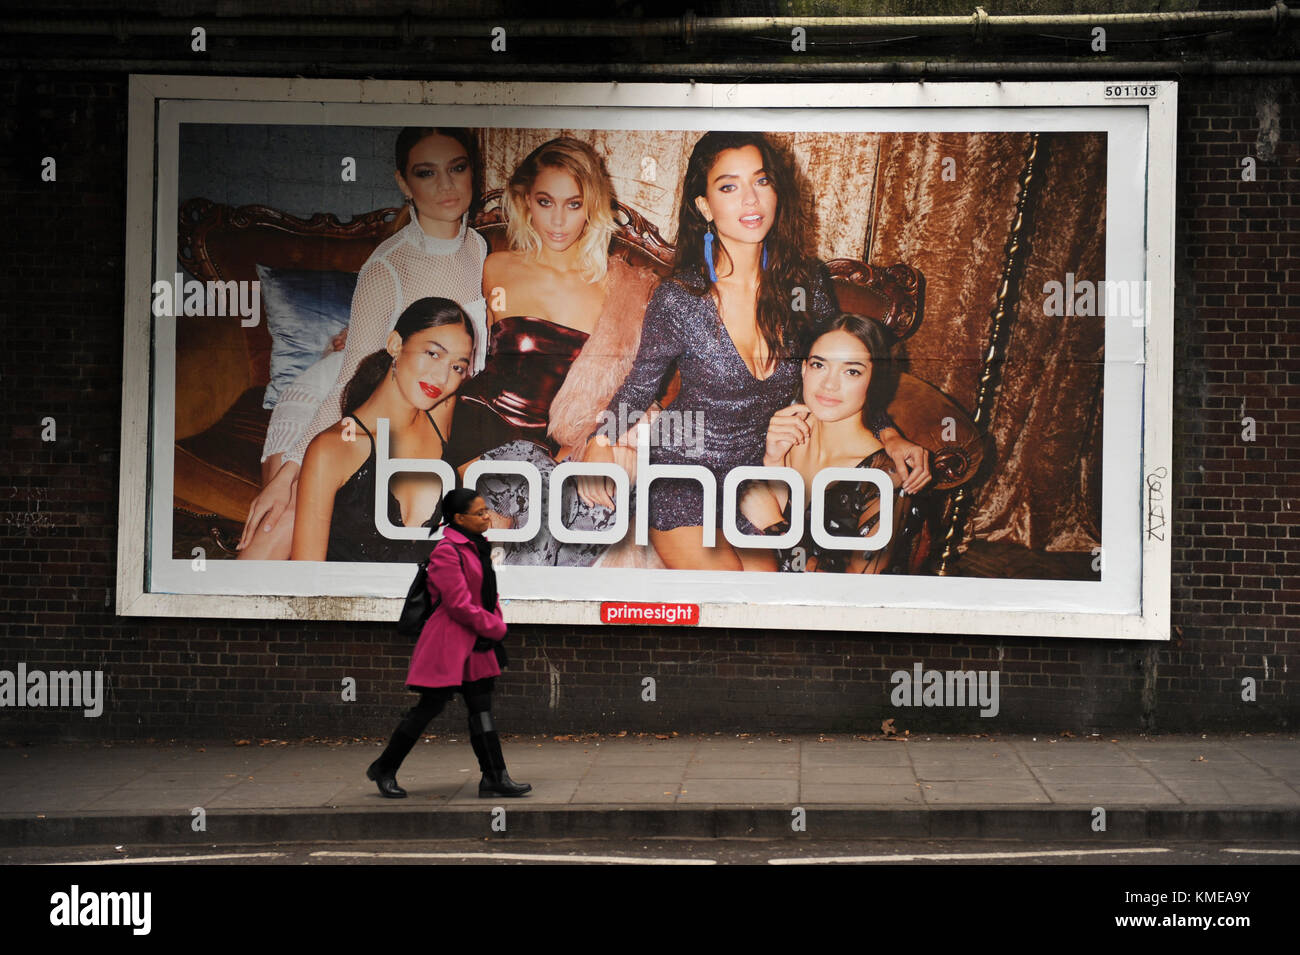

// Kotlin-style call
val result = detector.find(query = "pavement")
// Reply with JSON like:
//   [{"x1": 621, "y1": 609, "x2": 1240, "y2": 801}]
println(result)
[{"x1": 2, "y1": 732, "x2": 1298, "y2": 848}]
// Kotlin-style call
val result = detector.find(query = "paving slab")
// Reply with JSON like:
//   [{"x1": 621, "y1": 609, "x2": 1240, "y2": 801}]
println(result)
[
  {"x1": 83, "y1": 787, "x2": 236, "y2": 811},
  {"x1": 913, "y1": 760, "x2": 1037, "y2": 781},
  {"x1": 1037, "y1": 783, "x2": 1182, "y2": 805},
  {"x1": 568, "y1": 782, "x2": 681, "y2": 804},
  {"x1": 797, "y1": 766, "x2": 915, "y2": 784},
  {"x1": 676, "y1": 779, "x2": 800, "y2": 804},
  {"x1": 684, "y1": 761, "x2": 801, "y2": 779},
  {"x1": 1127, "y1": 758, "x2": 1276, "y2": 779},
  {"x1": 1028, "y1": 766, "x2": 1165, "y2": 785},
  {"x1": 579, "y1": 764, "x2": 687, "y2": 783},
  {"x1": 799, "y1": 746, "x2": 907, "y2": 766},
  {"x1": 1015, "y1": 743, "x2": 1139, "y2": 766},
  {"x1": 921, "y1": 780, "x2": 1052, "y2": 805},
  {"x1": 801, "y1": 783, "x2": 925, "y2": 805}
]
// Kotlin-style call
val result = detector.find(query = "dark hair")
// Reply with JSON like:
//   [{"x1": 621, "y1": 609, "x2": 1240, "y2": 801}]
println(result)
[
  {"x1": 342, "y1": 297, "x2": 476, "y2": 418},
  {"x1": 674, "y1": 130, "x2": 817, "y2": 361},
  {"x1": 439, "y1": 487, "x2": 483, "y2": 528},
  {"x1": 394, "y1": 127, "x2": 484, "y2": 219},
  {"x1": 806, "y1": 313, "x2": 898, "y2": 425}
]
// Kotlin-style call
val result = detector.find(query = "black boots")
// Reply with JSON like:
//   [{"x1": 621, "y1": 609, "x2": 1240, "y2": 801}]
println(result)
[
  {"x1": 367, "y1": 692, "x2": 450, "y2": 798},
  {"x1": 367, "y1": 728, "x2": 420, "y2": 798},
  {"x1": 469, "y1": 712, "x2": 532, "y2": 797},
  {"x1": 369, "y1": 701, "x2": 531, "y2": 799}
]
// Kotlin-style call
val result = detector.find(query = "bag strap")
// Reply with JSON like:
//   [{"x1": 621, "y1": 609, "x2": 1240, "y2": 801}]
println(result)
[
  {"x1": 432, "y1": 535, "x2": 470, "y2": 565},
  {"x1": 426, "y1": 537, "x2": 469, "y2": 576}
]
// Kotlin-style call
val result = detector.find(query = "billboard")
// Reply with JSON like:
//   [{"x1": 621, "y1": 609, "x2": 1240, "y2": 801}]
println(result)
[{"x1": 118, "y1": 76, "x2": 1175, "y2": 638}]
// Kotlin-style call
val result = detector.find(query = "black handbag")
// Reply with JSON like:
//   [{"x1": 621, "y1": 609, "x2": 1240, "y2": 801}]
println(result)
[{"x1": 396, "y1": 548, "x2": 441, "y2": 638}]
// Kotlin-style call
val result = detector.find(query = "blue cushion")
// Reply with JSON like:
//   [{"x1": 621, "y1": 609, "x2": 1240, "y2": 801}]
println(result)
[{"x1": 256, "y1": 264, "x2": 358, "y2": 409}]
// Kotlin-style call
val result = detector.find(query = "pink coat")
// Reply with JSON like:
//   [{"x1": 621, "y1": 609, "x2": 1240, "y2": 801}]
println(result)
[{"x1": 405, "y1": 527, "x2": 506, "y2": 688}]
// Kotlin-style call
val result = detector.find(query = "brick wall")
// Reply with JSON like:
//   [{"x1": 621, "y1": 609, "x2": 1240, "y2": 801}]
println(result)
[{"x1": 1, "y1": 71, "x2": 1296, "y2": 740}]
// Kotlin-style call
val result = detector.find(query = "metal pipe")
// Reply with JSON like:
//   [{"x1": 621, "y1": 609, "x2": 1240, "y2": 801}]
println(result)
[
  {"x1": 4, "y1": 58, "x2": 1295, "y2": 77},
  {"x1": 0, "y1": 6, "x2": 1294, "y2": 42}
]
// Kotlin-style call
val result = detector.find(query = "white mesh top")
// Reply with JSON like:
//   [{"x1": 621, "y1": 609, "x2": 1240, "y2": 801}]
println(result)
[{"x1": 262, "y1": 211, "x2": 489, "y2": 465}]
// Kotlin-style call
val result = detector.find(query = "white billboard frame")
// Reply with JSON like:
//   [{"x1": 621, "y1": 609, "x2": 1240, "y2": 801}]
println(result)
[{"x1": 117, "y1": 75, "x2": 1175, "y2": 640}]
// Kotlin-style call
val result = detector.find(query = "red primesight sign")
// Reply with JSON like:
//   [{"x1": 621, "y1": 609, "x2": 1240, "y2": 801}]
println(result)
[{"x1": 600, "y1": 602, "x2": 699, "y2": 626}]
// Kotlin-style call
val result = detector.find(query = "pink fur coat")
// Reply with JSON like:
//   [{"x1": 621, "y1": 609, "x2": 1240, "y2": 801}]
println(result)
[
  {"x1": 544, "y1": 255, "x2": 666, "y2": 570},
  {"x1": 546, "y1": 255, "x2": 659, "y2": 451}
]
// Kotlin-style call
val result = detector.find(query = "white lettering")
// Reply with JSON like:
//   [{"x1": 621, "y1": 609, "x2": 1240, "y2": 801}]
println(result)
[
  {"x1": 373, "y1": 417, "x2": 457, "y2": 541},
  {"x1": 49, "y1": 885, "x2": 151, "y2": 935}
]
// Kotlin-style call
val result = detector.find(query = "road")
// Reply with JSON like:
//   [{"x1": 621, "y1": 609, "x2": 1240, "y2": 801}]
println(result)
[{"x1": 9, "y1": 838, "x2": 1297, "y2": 865}]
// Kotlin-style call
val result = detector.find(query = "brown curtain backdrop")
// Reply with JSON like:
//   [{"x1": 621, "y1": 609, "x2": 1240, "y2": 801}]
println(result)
[
  {"x1": 482, "y1": 127, "x2": 1105, "y2": 553},
  {"x1": 869, "y1": 131, "x2": 1106, "y2": 553}
]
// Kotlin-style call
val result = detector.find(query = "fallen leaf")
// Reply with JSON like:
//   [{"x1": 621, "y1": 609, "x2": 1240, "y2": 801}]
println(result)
[{"x1": 881, "y1": 719, "x2": 896, "y2": 736}]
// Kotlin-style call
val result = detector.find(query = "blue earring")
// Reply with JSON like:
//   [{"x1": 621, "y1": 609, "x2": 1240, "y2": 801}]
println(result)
[
  {"x1": 703, "y1": 227, "x2": 718, "y2": 283},
  {"x1": 761, "y1": 244, "x2": 768, "y2": 270}
]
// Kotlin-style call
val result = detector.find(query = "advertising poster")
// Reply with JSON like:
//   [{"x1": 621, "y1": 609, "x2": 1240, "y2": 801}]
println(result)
[{"x1": 119, "y1": 78, "x2": 1174, "y2": 636}]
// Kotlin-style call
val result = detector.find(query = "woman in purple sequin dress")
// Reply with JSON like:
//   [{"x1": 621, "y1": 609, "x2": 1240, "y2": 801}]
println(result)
[{"x1": 579, "y1": 131, "x2": 929, "y2": 571}]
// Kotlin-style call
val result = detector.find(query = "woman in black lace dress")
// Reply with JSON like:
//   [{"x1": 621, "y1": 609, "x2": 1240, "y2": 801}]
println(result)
[
  {"x1": 291, "y1": 297, "x2": 515, "y2": 562},
  {"x1": 742, "y1": 313, "x2": 924, "y2": 574}
]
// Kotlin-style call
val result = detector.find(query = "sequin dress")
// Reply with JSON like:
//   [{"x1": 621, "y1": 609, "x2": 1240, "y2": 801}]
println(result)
[{"x1": 601, "y1": 269, "x2": 840, "y2": 531}]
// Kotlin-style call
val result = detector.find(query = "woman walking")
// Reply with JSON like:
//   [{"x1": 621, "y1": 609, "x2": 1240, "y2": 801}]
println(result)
[{"x1": 366, "y1": 488, "x2": 531, "y2": 799}]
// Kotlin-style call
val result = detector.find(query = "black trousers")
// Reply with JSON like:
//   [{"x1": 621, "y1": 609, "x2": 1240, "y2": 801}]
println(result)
[{"x1": 397, "y1": 676, "x2": 496, "y2": 738}]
